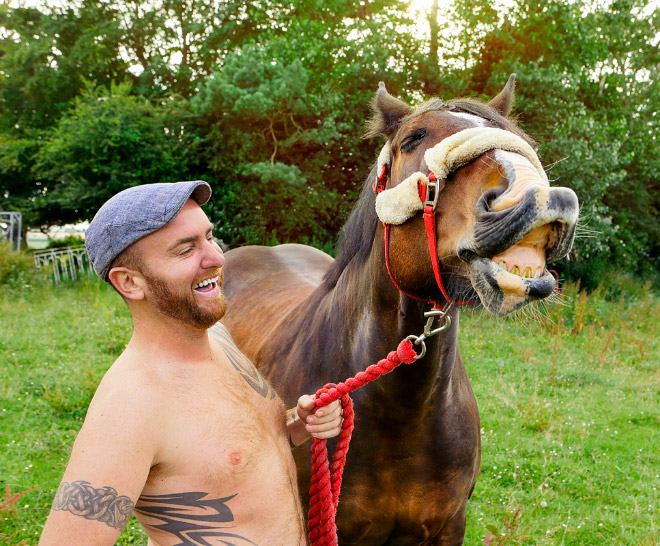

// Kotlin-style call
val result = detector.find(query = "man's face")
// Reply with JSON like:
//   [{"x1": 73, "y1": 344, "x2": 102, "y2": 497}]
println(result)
[
  {"x1": 135, "y1": 200, "x2": 227, "y2": 329},
  {"x1": 141, "y1": 265, "x2": 226, "y2": 329}
]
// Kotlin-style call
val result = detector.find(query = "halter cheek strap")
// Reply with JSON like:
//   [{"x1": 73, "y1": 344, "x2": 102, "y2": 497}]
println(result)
[
  {"x1": 374, "y1": 126, "x2": 546, "y2": 308},
  {"x1": 377, "y1": 168, "x2": 457, "y2": 308}
]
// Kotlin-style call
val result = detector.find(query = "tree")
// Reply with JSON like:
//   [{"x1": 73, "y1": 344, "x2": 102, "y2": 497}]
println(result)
[
  {"x1": 32, "y1": 82, "x2": 199, "y2": 227},
  {"x1": 435, "y1": 0, "x2": 660, "y2": 283}
]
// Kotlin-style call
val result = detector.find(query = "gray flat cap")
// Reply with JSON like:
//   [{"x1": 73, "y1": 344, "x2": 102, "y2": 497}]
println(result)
[{"x1": 85, "y1": 181, "x2": 211, "y2": 280}]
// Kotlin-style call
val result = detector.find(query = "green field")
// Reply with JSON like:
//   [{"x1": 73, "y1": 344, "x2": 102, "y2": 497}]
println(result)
[{"x1": 1, "y1": 278, "x2": 658, "y2": 545}]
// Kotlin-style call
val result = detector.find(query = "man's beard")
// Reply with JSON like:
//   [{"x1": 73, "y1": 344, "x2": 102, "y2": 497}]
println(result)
[{"x1": 142, "y1": 267, "x2": 227, "y2": 329}]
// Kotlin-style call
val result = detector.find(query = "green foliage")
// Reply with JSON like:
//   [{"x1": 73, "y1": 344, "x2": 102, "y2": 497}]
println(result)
[
  {"x1": 44, "y1": 235, "x2": 85, "y2": 249},
  {"x1": 0, "y1": 0, "x2": 658, "y2": 278},
  {"x1": 0, "y1": 241, "x2": 43, "y2": 287},
  {"x1": 32, "y1": 82, "x2": 200, "y2": 226},
  {"x1": 193, "y1": 46, "x2": 347, "y2": 246}
]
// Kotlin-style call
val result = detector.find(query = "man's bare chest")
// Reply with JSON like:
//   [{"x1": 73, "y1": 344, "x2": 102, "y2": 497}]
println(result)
[{"x1": 134, "y1": 340, "x2": 303, "y2": 545}]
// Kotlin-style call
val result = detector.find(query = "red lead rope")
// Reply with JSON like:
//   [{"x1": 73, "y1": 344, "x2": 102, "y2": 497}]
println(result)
[{"x1": 308, "y1": 339, "x2": 419, "y2": 546}]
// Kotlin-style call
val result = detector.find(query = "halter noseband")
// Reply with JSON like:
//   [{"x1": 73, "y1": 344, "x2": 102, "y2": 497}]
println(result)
[{"x1": 373, "y1": 127, "x2": 547, "y2": 309}]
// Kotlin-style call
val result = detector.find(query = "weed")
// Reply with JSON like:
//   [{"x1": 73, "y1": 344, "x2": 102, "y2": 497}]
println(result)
[
  {"x1": 482, "y1": 508, "x2": 529, "y2": 545},
  {"x1": 598, "y1": 329, "x2": 616, "y2": 367},
  {"x1": 0, "y1": 486, "x2": 37, "y2": 517},
  {"x1": 517, "y1": 393, "x2": 561, "y2": 432}
]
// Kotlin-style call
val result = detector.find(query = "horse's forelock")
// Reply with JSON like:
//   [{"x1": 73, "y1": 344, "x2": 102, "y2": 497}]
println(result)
[
  {"x1": 413, "y1": 98, "x2": 536, "y2": 147},
  {"x1": 321, "y1": 165, "x2": 379, "y2": 290}
]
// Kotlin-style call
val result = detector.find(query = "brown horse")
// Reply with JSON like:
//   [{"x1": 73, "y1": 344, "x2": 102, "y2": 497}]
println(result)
[{"x1": 214, "y1": 76, "x2": 579, "y2": 545}]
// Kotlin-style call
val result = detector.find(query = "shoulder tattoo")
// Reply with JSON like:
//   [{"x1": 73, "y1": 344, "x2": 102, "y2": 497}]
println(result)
[
  {"x1": 209, "y1": 324, "x2": 276, "y2": 399},
  {"x1": 52, "y1": 480, "x2": 134, "y2": 530},
  {"x1": 136, "y1": 491, "x2": 257, "y2": 545}
]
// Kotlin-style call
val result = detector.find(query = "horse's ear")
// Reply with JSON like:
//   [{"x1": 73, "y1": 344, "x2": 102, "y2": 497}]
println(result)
[
  {"x1": 367, "y1": 82, "x2": 413, "y2": 139},
  {"x1": 488, "y1": 74, "x2": 516, "y2": 117}
]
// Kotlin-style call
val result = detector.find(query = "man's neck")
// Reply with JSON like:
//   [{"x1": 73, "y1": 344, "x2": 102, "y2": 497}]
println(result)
[{"x1": 128, "y1": 314, "x2": 216, "y2": 364}]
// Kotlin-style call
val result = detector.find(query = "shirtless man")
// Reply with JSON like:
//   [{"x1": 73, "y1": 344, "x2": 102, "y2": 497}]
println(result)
[{"x1": 39, "y1": 181, "x2": 343, "y2": 546}]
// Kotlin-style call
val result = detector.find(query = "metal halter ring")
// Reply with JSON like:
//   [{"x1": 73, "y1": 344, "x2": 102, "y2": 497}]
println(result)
[{"x1": 405, "y1": 335, "x2": 427, "y2": 360}]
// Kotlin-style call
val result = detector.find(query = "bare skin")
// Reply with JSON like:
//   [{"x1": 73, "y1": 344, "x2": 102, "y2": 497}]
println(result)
[{"x1": 39, "y1": 199, "x2": 343, "y2": 546}]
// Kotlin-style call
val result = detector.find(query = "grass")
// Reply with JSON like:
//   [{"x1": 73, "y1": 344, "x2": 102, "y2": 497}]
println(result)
[
  {"x1": 0, "y1": 277, "x2": 658, "y2": 544},
  {"x1": 461, "y1": 280, "x2": 660, "y2": 545}
]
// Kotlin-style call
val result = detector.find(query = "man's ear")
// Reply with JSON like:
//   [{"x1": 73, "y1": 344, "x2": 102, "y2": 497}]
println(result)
[{"x1": 108, "y1": 267, "x2": 146, "y2": 300}]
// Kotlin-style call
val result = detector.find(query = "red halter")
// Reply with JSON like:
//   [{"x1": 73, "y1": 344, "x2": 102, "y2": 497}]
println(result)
[{"x1": 374, "y1": 164, "x2": 475, "y2": 309}]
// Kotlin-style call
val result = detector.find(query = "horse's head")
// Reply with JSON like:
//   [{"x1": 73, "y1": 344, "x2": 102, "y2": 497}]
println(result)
[{"x1": 369, "y1": 76, "x2": 579, "y2": 315}]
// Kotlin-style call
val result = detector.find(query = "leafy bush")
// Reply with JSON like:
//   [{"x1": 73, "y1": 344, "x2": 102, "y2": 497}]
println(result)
[
  {"x1": 45, "y1": 235, "x2": 85, "y2": 249},
  {"x1": 0, "y1": 241, "x2": 42, "y2": 286}
]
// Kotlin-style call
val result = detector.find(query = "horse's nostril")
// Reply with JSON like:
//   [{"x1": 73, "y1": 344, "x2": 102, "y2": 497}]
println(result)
[
  {"x1": 478, "y1": 188, "x2": 505, "y2": 213},
  {"x1": 457, "y1": 246, "x2": 479, "y2": 263}
]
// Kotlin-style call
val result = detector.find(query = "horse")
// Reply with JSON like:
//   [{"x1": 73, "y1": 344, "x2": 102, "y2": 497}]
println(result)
[{"x1": 213, "y1": 75, "x2": 579, "y2": 545}]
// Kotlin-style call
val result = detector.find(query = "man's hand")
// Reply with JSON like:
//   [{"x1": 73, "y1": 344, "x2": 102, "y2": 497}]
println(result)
[
  {"x1": 286, "y1": 395, "x2": 343, "y2": 447},
  {"x1": 297, "y1": 395, "x2": 343, "y2": 440}
]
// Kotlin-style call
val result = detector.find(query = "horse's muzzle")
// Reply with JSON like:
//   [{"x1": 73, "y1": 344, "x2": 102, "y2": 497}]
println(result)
[{"x1": 456, "y1": 184, "x2": 579, "y2": 315}]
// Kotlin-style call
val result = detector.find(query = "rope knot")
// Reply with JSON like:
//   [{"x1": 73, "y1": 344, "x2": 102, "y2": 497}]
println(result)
[{"x1": 397, "y1": 338, "x2": 418, "y2": 364}]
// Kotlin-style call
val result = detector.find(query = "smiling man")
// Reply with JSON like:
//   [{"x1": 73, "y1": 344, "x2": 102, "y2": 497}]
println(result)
[{"x1": 39, "y1": 181, "x2": 343, "y2": 546}]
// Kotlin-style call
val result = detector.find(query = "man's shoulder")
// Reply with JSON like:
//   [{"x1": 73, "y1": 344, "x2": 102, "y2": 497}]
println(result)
[{"x1": 87, "y1": 351, "x2": 171, "y2": 425}]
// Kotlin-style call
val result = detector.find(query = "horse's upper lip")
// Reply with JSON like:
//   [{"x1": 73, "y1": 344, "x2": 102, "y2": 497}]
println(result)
[{"x1": 457, "y1": 185, "x2": 579, "y2": 264}]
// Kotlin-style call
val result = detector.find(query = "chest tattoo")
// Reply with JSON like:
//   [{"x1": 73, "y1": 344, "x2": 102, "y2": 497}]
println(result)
[
  {"x1": 136, "y1": 491, "x2": 257, "y2": 546},
  {"x1": 210, "y1": 325, "x2": 276, "y2": 399}
]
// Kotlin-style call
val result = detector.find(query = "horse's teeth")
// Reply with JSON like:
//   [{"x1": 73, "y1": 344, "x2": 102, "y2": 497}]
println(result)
[
  {"x1": 523, "y1": 267, "x2": 532, "y2": 278},
  {"x1": 535, "y1": 267, "x2": 542, "y2": 278},
  {"x1": 511, "y1": 266, "x2": 520, "y2": 275}
]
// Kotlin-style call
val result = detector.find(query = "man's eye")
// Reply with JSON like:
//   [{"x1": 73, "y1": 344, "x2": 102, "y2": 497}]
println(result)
[
  {"x1": 180, "y1": 247, "x2": 193, "y2": 256},
  {"x1": 401, "y1": 129, "x2": 427, "y2": 153}
]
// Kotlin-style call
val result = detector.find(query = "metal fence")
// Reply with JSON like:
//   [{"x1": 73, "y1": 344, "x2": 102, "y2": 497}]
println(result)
[
  {"x1": 0, "y1": 211, "x2": 22, "y2": 251},
  {"x1": 32, "y1": 246, "x2": 92, "y2": 284}
]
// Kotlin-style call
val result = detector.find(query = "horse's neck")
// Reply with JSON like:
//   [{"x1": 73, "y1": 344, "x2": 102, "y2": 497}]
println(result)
[{"x1": 314, "y1": 237, "x2": 461, "y2": 408}]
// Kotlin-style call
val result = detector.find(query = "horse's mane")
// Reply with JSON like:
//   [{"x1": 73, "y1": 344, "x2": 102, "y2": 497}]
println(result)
[
  {"x1": 320, "y1": 96, "x2": 536, "y2": 290},
  {"x1": 321, "y1": 164, "x2": 379, "y2": 291}
]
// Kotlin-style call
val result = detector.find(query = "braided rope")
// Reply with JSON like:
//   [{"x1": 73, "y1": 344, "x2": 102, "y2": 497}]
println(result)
[{"x1": 308, "y1": 338, "x2": 418, "y2": 546}]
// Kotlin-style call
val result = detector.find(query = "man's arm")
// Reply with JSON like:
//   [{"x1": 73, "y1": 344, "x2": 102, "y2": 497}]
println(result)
[
  {"x1": 39, "y1": 378, "x2": 159, "y2": 545},
  {"x1": 286, "y1": 395, "x2": 343, "y2": 448}
]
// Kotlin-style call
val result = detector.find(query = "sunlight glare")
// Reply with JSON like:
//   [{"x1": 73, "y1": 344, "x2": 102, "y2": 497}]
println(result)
[{"x1": 408, "y1": 0, "x2": 454, "y2": 16}]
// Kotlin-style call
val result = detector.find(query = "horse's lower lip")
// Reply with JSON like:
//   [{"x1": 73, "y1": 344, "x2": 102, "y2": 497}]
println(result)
[
  {"x1": 468, "y1": 258, "x2": 556, "y2": 314},
  {"x1": 483, "y1": 259, "x2": 555, "y2": 297}
]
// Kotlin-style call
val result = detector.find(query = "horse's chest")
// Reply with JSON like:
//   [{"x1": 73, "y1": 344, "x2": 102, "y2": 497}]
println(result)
[
  {"x1": 330, "y1": 408, "x2": 480, "y2": 544},
  {"x1": 336, "y1": 482, "x2": 452, "y2": 545}
]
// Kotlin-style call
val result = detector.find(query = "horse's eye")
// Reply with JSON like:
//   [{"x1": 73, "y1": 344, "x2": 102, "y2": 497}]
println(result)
[{"x1": 400, "y1": 129, "x2": 427, "y2": 153}]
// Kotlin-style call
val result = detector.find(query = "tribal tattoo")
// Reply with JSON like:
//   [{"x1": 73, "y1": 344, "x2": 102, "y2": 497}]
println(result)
[
  {"x1": 52, "y1": 480, "x2": 134, "y2": 530},
  {"x1": 135, "y1": 491, "x2": 257, "y2": 546},
  {"x1": 210, "y1": 324, "x2": 276, "y2": 399}
]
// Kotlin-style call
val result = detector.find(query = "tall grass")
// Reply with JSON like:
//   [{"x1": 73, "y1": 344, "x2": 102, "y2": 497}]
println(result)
[
  {"x1": 0, "y1": 277, "x2": 658, "y2": 544},
  {"x1": 0, "y1": 242, "x2": 46, "y2": 288},
  {"x1": 462, "y1": 279, "x2": 660, "y2": 545}
]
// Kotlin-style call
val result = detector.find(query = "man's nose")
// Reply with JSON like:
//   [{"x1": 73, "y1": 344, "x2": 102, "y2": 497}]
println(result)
[{"x1": 202, "y1": 240, "x2": 225, "y2": 269}]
